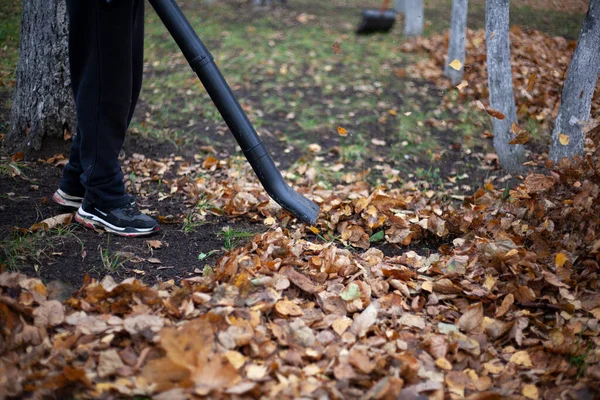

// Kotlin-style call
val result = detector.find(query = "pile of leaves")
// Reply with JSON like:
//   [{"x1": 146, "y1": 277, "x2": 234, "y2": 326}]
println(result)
[
  {"x1": 400, "y1": 27, "x2": 600, "y2": 127},
  {"x1": 3, "y1": 131, "x2": 600, "y2": 398}
]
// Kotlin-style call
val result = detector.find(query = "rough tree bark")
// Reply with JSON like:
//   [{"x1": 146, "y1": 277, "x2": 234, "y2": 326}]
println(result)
[
  {"x1": 6, "y1": 0, "x2": 75, "y2": 155},
  {"x1": 549, "y1": 0, "x2": 600, "y2": 162},
  {"x1": 444, "y1": 0, "x2": 468, "y2": 85},
  {"x1": 404, "y1": 0, "x2": 424, "y2": 37},
  {"x1": 486, "y1": 0, "x2": 525, "y2": 174}
]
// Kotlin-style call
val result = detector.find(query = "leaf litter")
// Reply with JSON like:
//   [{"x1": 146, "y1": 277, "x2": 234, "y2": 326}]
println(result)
[{"x1": 2, "y1": 127, "x2": 600, "y2": 398}]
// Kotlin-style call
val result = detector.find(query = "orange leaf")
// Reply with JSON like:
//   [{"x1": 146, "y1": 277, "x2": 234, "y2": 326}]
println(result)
[
  {"x1": 337, "y1": 126, "x2": 348, "y2": 136},
  {"x1": 555, "y1": 252, "x2": 568, "y2": 268},
  {"x1": 527, "y1": 73, "x2": 537, "y2": 92},
  {"x1": 485, "y1": 107, "x2": 505, "y2": 120},
  {"x1": 308, "y1": 226, "x2": 320, "y2": 234},
  {"x1": 11, "y1": 152, "x2": 24, "y2": 162},
  {"x1": 332, "y1": 41, "x2": 342, "y2": 55}
]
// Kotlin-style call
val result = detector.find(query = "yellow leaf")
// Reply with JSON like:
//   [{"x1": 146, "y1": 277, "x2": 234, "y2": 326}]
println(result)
[
  {"x1": 435, "y1": 357, "x2": 452, "y2": 370},
  {"x1": 449, "y1": 59, "x2": 463, "y2": 71},
  {"x1": 510, "y1": 350, "x2": 533, "y2": 367},
  {"x1": 337, "y1": 126, "x2": 348, "y2": 136},
  {"x1": 224, "y1": 351, "x2": 247, "y2": 370},
  {"x1": 522, "y1": 384, "x2": 539, "y2": 400},
  {"x1": 555, "y1": 252, "x2": 568, "y2": 268},
  {"x1": 263, "y1": 216, "x2": 276, "y2": 226},
  {"x1": 559, "y1": 133, "x2": 570, "y2": 145},
  {"x1": 484, "y1": 275, "x2": 496, "y2": 291},
  {"x1": 309, "y1": 226, "x2": 320, "y2": 234}
]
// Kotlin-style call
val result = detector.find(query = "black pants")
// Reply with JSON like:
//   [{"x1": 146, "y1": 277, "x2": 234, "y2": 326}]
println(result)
[{"x1": 60, "y1": 0, "x2": 144, "y2": 209}]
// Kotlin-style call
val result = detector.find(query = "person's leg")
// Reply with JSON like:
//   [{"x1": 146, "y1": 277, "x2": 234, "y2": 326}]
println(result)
[
  {"x1": 128, "y1": 0, "x2": 145, "y2": 128},
  {"x1": 64, "y1": 0, "x2": 157, "y2": 236},
  {"x1": 66, "y1": 0, "x2": 137, "y2": 209},
  {"x1": 57, "y1": 0, "x2": 90, "y2": 201}
]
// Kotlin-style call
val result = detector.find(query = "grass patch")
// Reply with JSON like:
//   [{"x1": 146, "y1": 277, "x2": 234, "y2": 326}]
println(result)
[
  {"x1": 0, "y1": 225, "x2": 82, "y2": 272},
  {"x1": 218, "y1": 226, "x2": 254, "y2": 251}
]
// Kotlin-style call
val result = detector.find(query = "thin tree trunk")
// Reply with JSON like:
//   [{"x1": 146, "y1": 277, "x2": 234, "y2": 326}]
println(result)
[
  {"x1": 395, "y1": 0, "x2": 405, "y2": 13},
  {"x1": 6, "y1": 0, "x2": 75, "y2": 155},
  {"x1": 404, "y1": 0, "x2": 424, "y2": 37},
  {"x1": 444, "y1": 0, "x2": 468, "y2": 85},
  {"x1": 549, "y1": 0, "x2": 600, "y2": 162},
  {"x1": 486, "y1": 0, "x2": 525, "y2": 174}
]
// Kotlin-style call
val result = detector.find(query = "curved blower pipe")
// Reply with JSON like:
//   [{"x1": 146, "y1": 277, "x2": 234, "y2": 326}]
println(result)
[{"x1": 148, "y1": 0, "x2": 319, "y2": 225}]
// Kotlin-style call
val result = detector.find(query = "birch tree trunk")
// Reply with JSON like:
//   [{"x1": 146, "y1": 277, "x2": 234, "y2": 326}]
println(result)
[
  {"x1": 486, "y1": 0, "x2": 525, "y2": 174},
  {"x1": 404, "y1": 0, "x2": 424, "y2": 37},
  {"x1": 549, "y1": 0, "x2": 600, "y2": 162},
  {"x1": 395, "y1": 0, "x2": 405, "y2": 13},
  {"x1": 444, "y1": 0, "x2": 468, "y2": 85},
  {"x1": 6, "y1": 0, "x2": 75, "y2": 155}
]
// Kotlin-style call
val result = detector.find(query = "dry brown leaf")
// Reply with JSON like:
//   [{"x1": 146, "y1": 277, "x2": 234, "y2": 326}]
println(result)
[
  {"x1": 458, "y1": 302, "x2": 484, "y2": 333},
  {"x1": 274, "y1": 300, "x2": 304, "y2": 317},
  {"x1": 496, "y1": 293, "x2": 514, "y2": 317},
  {"x1": 524, "y1": 174, "x2": 555, "y2": 193},
  {"x1": 32, "y1": 300, "x2": 64, "y2": 327}
]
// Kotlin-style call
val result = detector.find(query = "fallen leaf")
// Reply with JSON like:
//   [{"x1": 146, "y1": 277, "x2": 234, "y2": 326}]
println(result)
[
  {"x1": 524, "y1": 174, "x2": 555, "y2": 193},
  {"x1": 146, "y1": 240, "x2": 163, "y2": 249},
  {"x1": 527, "y1": 73, "x2": 537, "y2": 91},
  {"x1": 496, "y1": 293, "x2": 514, "y2": 317},
  {"x1": 33, "y1": 300, "x2": 64, "y2": 327},
  {"x1": 510, "y1": 350, "x2": 533, "y2": 367},
  {"x1": 522, "y1": 384, "x2": 539, "y2": 400},
  {"x1": 448, "y1": 59, "x2": 463, "y2": 70},
  {"x1": 555, "y1": 252, "x2": 568, "y2": 268},
  {"x1": 274, "y1": 300, "x2": 304, "y2": 317},
  {"x1": 97, "y1": 349, "x2": 125, "y2": 378},
  {"x1": 559, "y1": 133, "x2": 570, "y2": 145},
  {"x1": 337, "y1": 126, "x2": 348, "y2": 136},
  {"x1": 332, "y1": 41, "x2": 342, "y2": 55},
  {"x1": 456, "y1": 80, "x2": 468, "y2": 90},
  {"x1": 485, "y1": 107, "x2": 505, "y2": 120},
  {"x1": 458, "y1": 302, "x2": 484, "y2": 333},
  {"x1": 351, "y1": 302, "x2": 378, "y2": 337},
  {"x1": 435, "y1": 358, "x2": 452, "y2": 370}
]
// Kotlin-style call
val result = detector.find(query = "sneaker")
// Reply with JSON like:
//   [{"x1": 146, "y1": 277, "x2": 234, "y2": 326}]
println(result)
[
  {"x1": 53, "y1": 189, "x2": 84, "y2": 209},
  {"x1": 75, "y1": 200, "x2": 159, "y2": 237}
]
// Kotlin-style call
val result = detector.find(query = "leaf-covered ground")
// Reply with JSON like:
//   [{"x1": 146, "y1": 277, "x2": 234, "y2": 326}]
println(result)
[{"x1": 1, "y1": 0, "x2": 599, "y2": 398}]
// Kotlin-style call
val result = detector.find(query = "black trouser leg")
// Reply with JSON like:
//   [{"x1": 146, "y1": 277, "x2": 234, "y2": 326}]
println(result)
[{"x1": 60, "y1": 0, "x2": 145, "y2": 209}]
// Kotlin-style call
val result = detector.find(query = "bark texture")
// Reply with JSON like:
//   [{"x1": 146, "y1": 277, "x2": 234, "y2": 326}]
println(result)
[
  {"x1": 444, "y1": 0, "x2": 468, "y2": 85},
  {"x1": 6, "y1": 0, "x2": 75, "y2": 154},
  {"x1": 486, "y1": 0, "x2": 525, "y2": 174},
  {"x1": 404, "y1": 0, "x2": 424, "y2": 36},
  {"x1": 549, "y1": 0, "x2": 600, "y2": 162}
]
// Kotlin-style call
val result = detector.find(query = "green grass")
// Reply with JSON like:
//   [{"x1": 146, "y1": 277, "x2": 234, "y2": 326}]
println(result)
[
  {"x1": 218, "y1": 226, "x2": 254, "y2": 251},
  {"x1": 0, "y1": 0, "x2": 21, "y2": 76},
  {"x1": 0, "y1": 225, "x2": 82, "y2": 272}
]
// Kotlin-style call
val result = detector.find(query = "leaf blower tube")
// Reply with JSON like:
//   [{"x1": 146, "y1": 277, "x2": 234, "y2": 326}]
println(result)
[{"x1": 148, "y1": 0, "x2": 319, "y2": 225}]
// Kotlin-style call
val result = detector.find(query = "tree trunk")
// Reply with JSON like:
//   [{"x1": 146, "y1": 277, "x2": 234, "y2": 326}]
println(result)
[
  {"x1": 444, "y1": 0, "x2": 468, "y2": 85},
  {"x1": 5, "y1": 0, "x2": 75, "y2": 155},
  {"x1": 404, "y1": 0, "x2": 424, "y2": 37},
  {"x1": 549, "y1": 0, "x2": 600, "y2": 162},
  {"x1": 395, "y1": 0, "x2": 405, "y2": 13},
  {"x1": 486, "y1": 0, "x2": 525, "y2": 174}
]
